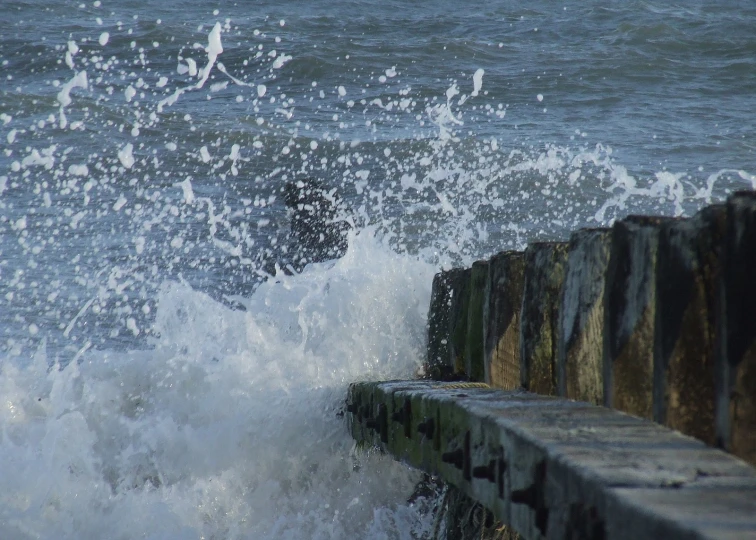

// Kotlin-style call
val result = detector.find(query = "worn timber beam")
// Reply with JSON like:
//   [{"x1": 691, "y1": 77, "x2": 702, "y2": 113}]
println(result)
[{"x1": 348, "y1": 380, "x2": 756, "y2": 540}]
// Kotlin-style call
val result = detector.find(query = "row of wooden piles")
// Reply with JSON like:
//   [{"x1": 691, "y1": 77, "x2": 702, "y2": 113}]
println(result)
[{"x1": 426, "y1": 190, "x2": 756, "y2": 466}]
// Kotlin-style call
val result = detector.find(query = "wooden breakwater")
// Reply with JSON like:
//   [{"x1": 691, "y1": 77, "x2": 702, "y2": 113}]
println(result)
[
  {"x1": 347, "y1": 191, "x2": 756, "y2": 539},
  {"x1": 348, "y1": 381, "x2": 756, "y2": 539},
  {"x1": 426, "y1": 190, "x2": 756, "y2": 464}
]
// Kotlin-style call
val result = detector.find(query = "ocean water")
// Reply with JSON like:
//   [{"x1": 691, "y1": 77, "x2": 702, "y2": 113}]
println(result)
[{"x1": 1, "y1": 1, "x2": 755, "y2": 538}]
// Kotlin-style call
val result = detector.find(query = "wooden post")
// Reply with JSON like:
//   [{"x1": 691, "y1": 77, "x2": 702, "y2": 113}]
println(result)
[
  {"x1": 521, "y1": 242, "x2": 569, "y2": 396},
  {"x1": 449, "y1": 268, "x2": 472, "y2": 378},
  {"x1": 604, "y1": 215, "x2": 677, "y2": 418},
  {"x1": 654, "y1": 205, "x2": 725, "y2": 445},
  {"x1": 718, "y1": 191, "x2": 756, "y2": 465},
  {"x1": 465, "y1": 260, "x2": 489, "y2": 383},
  {"x1": 427, "y1": 269, "x2": 464, "y2": 379},
  {"x1": 483, "y1": 251, "x2": 525, "y2": 390},
  {"x1": 557, "y1": 228, "x2": 612, "y2": 405}
]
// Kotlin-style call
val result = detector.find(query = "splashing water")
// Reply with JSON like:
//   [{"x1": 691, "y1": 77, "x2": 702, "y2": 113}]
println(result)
[
  {"x1": 2, "y1": 2, "x2": 755, "y2": 538},
  {"x1": 1, "y1": 231, "x2": 437, "y2": 539}
]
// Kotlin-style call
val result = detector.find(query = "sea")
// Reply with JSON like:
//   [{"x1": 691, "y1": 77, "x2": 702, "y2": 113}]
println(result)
[{"x1": 1, "y1": 1, "x2": 754, "y2": 538}]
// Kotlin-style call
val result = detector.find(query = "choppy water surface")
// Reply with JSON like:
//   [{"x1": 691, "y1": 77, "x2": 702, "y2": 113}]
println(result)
[{"x1": 1, "y1": 1, "x2": 754, "y2": 538}]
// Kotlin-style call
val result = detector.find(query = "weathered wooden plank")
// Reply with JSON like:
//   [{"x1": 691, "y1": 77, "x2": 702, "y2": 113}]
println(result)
[
  {"x1": 483, "y1": 251, "x2": 525, "y2": 390},
  {"x1": 449, "y1": 268, "x2": 473, "y2": 378},
  {"x1": 718, "y1": 191, "x2": 756, "y2": 464},
  {"x1": 654, "y1": 205, "x2": 725, "y2": 445},
  {"x1": 348, "y1": 380, "x2": 756, "y2": 540},
  {"x1": 466, "y1": 260, "x2": 490, "y2": 383},
  {"x1": 557, "y1": 228, "x2": 611, "y2": 405},
  {"x1": 603, "y1": 215, "x2": 677, "y2": 418},
  {"x1": 521, "y1": 243, "x2": 569, "y2": 396},
  {"x1": 427, "y1": 268, "x2": 465, "y2": 380}
]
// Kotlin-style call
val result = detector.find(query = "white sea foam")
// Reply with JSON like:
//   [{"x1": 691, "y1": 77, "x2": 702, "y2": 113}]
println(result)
[
  {"x1": 56, "y1": 71, "x2": 88, "y2": 129},
  {"x1": 117, "y1": 143, "x2": 135, "y2": 169},
  {"x1": 0, "y1": 230, "x2": 436, "y2": 539},
  {"x1": 471, "y1": 68, "x2": 484, "y2": 97},
  {"x1": 159, "y1": 24, "x2": 223, "y2": 112}
]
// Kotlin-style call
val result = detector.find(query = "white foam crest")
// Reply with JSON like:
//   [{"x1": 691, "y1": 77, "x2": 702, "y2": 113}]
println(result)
[
  {"x1": 687, "y1": 168, "x2": 756, "y2": 204},
  {"x1": 0, "y1": 231, "x2": 436, "y2": 539},
  {"x1": 383, "y1": 125, "x2": 755, "y2": 260}
]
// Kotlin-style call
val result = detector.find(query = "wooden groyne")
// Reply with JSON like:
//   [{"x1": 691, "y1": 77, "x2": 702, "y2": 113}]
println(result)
[
  {"x1": 347, "y1": 191, "x2": 756, "y2": 539},
  {"x1": 349, "y1": 381, "x2": 756, "y2": 539}
]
